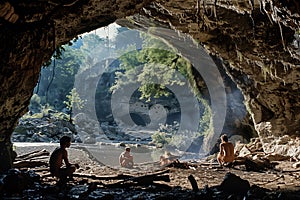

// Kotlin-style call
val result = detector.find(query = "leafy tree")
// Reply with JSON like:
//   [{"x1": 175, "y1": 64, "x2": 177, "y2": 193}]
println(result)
[
  {"x1": 63, "y1": 88, "x2": 85, "y2": 123},
  {"x1": 34, "y1": 34, "x2": 107, "y2": 111},
  {"x1": 78, "y1": 34, "x2": 111, "y2": 73},
  {"x1": 36, "y1": 44, "x2": 85, "y2": 110},
  {"x1": 111, "y1": 48, "x2": 189, "y2": 100},
  {"x1": 111, "y1": 31, "x2": 213, "y2": 146}
]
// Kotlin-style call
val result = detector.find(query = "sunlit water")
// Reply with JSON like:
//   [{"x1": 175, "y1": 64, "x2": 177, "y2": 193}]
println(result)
[
  {"x1": 79, "y1": 143, "x2": 164, "y2": 166},
  {"x1": 14, "y1": 142, "x2": 204, "y2": 168}
]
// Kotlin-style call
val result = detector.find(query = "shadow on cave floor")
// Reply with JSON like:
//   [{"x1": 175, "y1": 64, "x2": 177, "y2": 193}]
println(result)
[{"x1": 1, "y1": 143, "x2": 300, "y2": 199}]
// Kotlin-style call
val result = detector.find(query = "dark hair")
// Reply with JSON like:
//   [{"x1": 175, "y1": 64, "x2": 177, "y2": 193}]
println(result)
[
  {"x1": 125, "y1": 147, "x2": 130, "y2": 151},
  {"x1": 221, "y1": 134, "x2": 228, "y2": 142},
  {"x1": 60, "y1": 136, "x2": 71, "y2": 146}
]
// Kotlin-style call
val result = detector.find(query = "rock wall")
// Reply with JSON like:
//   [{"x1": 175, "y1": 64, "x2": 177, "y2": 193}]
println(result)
[
  {"x1": 140, "y1": 0, "x2": 300, "y2": 140},
  {"x1": 0, "y1": 0, "x2": 153, "y2": 172}
]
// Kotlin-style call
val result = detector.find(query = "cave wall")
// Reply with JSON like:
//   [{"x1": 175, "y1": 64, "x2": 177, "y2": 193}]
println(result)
[
  {"x1": 139, "y1": 0, "x2": 300, "y2": 141},
  {"x1": 0, "y1": 0, "x2": 153, "y2": 171},
  {"x1": 0, "y1": 0, "x2": 300, "y2": 170}
]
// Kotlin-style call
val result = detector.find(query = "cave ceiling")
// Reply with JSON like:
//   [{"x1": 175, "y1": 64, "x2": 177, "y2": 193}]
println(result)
[{"x1": 0, "y1": 0, "x2": 300, "y2": 142}]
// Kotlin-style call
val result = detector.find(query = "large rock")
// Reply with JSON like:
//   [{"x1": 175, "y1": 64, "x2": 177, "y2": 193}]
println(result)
[
  {"x1": 12, "y1": 116, "x2": 78, "y2": 143},
  {"x1": 220, "y1": 172, "x2": 250, "y2": 195}
]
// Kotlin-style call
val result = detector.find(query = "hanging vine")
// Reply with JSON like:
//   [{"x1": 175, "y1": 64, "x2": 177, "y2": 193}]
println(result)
[{"x1": 45, "y1": 21, "x2": 62, "y2": 104}]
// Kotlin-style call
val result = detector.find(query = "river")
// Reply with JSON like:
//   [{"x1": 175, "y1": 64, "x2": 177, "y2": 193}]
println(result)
[{"x1": 14, "y1": 142, "x2": 203, "y2": 168}]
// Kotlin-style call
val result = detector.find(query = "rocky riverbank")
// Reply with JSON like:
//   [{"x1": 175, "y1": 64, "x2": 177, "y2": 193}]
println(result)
[
  {"x1": 12, "y1": 113, "x2": 152, "y2": 145},
  {"x1": 4, "y1": 110, "x2": 300, "y2": 199},
  {"x1": 12, "y1": 113, "x2": 300, "y2": 162},
  {"x1": 1, "y1": 141, "x2": 300, "y2": 200}
]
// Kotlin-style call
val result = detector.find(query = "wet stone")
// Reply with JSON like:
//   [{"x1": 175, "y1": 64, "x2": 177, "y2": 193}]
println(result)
[
  {"x1": 1, "y1": 168, "x2": 41, "y2": 197},
  {"x1": 67, "y1": 184, "x2": 89, "y2": 199},
  {"x1": 245, "y1": 185, "x2": 269, "y2": 199},
  {"x1": 88, "y1": 189, "x2": 114, "y2": 200},
  {"x1": 3, "y1": 168, "x2": 26, "y2": 194}
]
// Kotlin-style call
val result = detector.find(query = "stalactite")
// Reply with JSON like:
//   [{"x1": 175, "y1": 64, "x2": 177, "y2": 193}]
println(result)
[
  {"x1": 202, "y1": 0, "x2": 208, "y2": 15},
  {"x1": 196, "y1": 0, "x2": 200, "y2": 27},
  {"x1": 213, "y1": 0, "x2": 217, "y2": 19},
  {"x1": 261, "y1": 0, "x2": 274, "y2": 24},
  {"x1": 249, "y1": 0, "x2": 254, "y2": 11},
  {"x1": 277, "y1": 21, "x2": 286, "y2": 51}
]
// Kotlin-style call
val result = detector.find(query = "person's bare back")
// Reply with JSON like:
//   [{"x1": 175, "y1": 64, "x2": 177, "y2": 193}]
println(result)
[
  {"x1": 217, "y1": 134, "x2": 235, "y2": 166},
  {"x1": 49, "y1": 147, "x2": 68, "y2": 175}
]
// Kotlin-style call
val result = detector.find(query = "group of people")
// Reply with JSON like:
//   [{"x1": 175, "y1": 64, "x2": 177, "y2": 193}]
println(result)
[
  {"x1": 48, "y1": 136, "x2": 135, "y2": 183},
  {"x1": 49, "y1": 134, "x2": 235, "y2": 183}
]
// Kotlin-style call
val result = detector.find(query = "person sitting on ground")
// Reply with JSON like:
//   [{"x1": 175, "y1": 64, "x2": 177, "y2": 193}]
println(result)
[
  {"x1": 217, "y1": 134, "x2": 235, "y2": 166},
  {"x1": 49, "y1": 136, "x2": 79, "y2": 182},
  {"x1": 119, "y1": 147, "x2": 134, "y2": 168},
  {"x1": 159, "y1": 151, "x2": 178, "y2": 166}
]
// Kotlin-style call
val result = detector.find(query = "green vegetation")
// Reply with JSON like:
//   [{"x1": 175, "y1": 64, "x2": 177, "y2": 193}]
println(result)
[
  {"x1": 32, "y1": 34, "x2": 108, "y2": 112},
  {"x1": 111, "y1": 33, "x2": 212, "y2": 149},
  {"x1": 23, "y1": 26, "x2": 213, "y2": 150},
  {"x1": 151, "y1": 123, "x2": 176, "y2": 147},
  {"x1": 64, "y1": 88, "x2": 85, "y2": 122},
  {"x1": 36, "y1": 44, "x2": 84, "y2": 110},
  {"x1": 111, "y1": 34, "x2": 190, "y2": 101},
  {"x1": 22, "y1": 104, "x2": 68, "y2": 121}
]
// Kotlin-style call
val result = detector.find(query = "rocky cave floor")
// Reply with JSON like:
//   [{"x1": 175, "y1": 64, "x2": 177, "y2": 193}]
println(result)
[{"x1": 2, "y1": 145, "x2": 300, "y2": 200}]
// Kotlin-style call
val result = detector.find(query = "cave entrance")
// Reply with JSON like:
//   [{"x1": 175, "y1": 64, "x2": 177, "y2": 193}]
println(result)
[{"x1": 12, "y1": 20, "x2": 250, "y2": 168}]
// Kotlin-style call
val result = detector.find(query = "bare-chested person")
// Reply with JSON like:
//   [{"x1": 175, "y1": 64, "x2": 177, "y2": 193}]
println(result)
[
  {"x1": 49, "y1": 136, "x2": 79, "y2": 182},
  {"x1": 119, "y1": 147, "x2": 134, "y2": 168},
  {"x1": 217, "y1": 134, "x2": 235, "y2": 166},
  {"x1": 159, "y1": 151, "x2": 178, "y2": 166}
]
